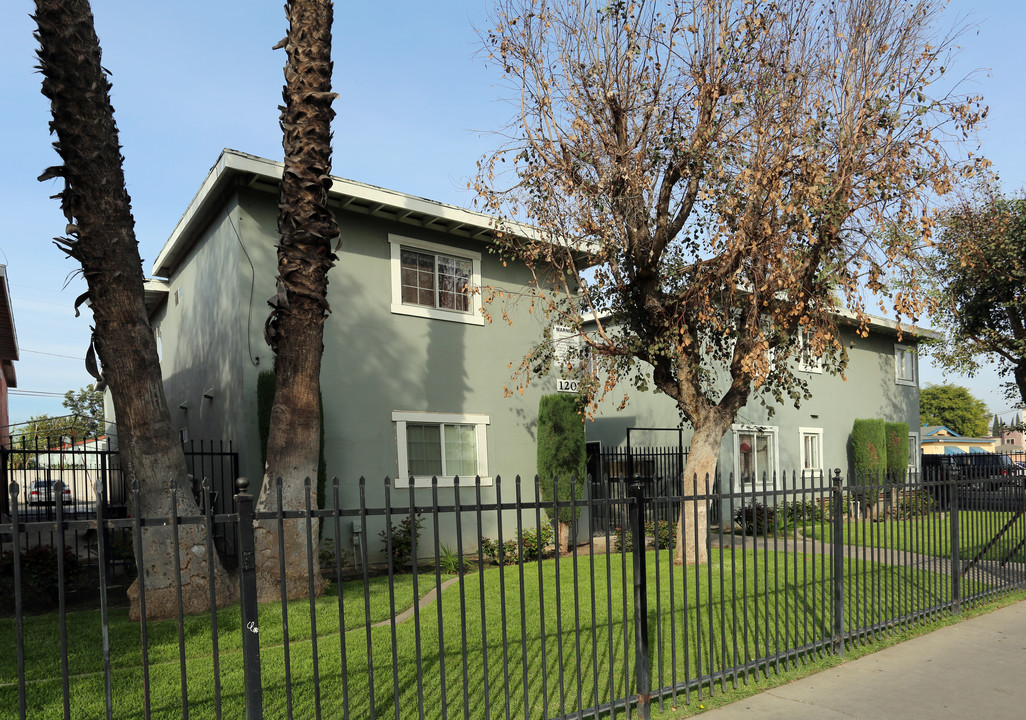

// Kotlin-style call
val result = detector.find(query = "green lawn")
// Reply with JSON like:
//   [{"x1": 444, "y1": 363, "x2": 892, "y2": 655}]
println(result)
[
  {"x1": 0, "y1": 546, "x2": 972, "y2": 720},
  {"x1": 803, "y1": 510, "x2": 1026, "y2": 565}
]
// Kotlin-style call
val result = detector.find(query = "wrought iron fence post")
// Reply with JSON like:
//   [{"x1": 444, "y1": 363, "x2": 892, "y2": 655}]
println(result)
[
  {"x1": 831, "y1": 468, "x2": 845, "y2": 658},
  {"x1": 949, "y1": 467, "x2": 961, "y2": 614},
  {"x1": 628, "y1": 479, "x2": 650, "y2": 720},
  {"x1": 235, "y1": 477, "x2": 262, "y2": 719}
]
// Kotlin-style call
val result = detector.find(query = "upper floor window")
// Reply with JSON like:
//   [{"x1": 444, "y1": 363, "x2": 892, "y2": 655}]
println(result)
[
  {"x1": 796, "y1": 330, "x2": 823, "y2": 374},
  {"x1": 894, "y1": 344, "x2": 916, "y2": 386},
  {"x1": 389, "y1": 235, "x2": 484, "y2": 325}
]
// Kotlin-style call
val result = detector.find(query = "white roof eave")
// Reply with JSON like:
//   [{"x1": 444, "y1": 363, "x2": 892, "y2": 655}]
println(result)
[{"x1": 152, "y1": 149, "x2": 555, "y2": 279}]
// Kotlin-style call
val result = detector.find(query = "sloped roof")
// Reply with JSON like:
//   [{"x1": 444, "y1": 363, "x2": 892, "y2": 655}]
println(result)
[
  {"x1": 152, "y1": 149, "x2": 543, "y2": 279},
  {"x1": 922, "y1": 425, "x2": 958, "y2": 437},
  {"x1": 0, "y1": 265, "x2": 19, "y2": 388}
]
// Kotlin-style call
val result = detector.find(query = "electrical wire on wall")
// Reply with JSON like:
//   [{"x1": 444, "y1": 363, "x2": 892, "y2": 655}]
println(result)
[{"x1": 225, "y1": 194, "x2": 261, "y2": 367}]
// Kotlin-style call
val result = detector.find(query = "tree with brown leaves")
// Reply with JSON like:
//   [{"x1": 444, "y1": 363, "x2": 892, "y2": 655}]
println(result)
[
  {"x1": 33, "y1": 0, "x2": 233, "y2": 618},
  {"x1": 477, "y1": 0, "x2": 986, "y2": 564}
]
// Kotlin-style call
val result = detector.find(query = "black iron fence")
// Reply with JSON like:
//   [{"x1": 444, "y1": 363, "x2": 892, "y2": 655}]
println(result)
[
  {"x1": 0, "y1": 440, "x2": 239, "y2": 573},
  {"x1": 587, "y1": 445, "x2": 689, "y2": 536},
  {"x1": 2, "y1": 465, "x2": 1025, "y2": 719}
]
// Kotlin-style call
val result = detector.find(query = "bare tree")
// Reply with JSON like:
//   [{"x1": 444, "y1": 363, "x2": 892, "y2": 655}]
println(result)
[
  {"x1": 477, "y1": 0, "x2": 986, "y2": 563},
  {"x1": 33, "y1": 0, "x2": 233, "y2": 617},
  {"x1": 253, "y1": 0, "x2": 340, "y2": 600}
]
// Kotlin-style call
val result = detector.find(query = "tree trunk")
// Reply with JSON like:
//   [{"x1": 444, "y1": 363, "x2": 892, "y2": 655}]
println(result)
[
  {"x1": 557, "y1": 521, "x2": 572, "y2": 554},
  {"x1": 33, "y1": 0, "x2": 233, "y2": 620},
  {"x1": 674, "y1": 425, "x2": 724, "y2": 566},
  {"x1": 253, "y1": 0, "x2": 339, "y2": 601}
]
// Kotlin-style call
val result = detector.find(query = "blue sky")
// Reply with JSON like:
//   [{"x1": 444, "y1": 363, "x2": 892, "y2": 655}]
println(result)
[{"x1": 1, "y1": 0, "x2": 1024, "y2": 429}]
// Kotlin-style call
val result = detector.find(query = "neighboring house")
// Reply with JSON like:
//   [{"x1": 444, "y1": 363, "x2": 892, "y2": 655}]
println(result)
[
  {"x1": 997, "y1": 414, "x2": 1024, "y2": 453},
  {"x1": 920, "y1": 425, "x2": 999, "y2": 455},
  {"x1": 33, "y1": 435, "x2": 112, "y2": 470},
  {"x1": 0, "y1": 265, "x2": 19, "y2": 447},
  {"x1": 586, "y1": 316, "x2": 931, "y2": 490},
  {"x1": 146, "y1": 150, "x2": 553, "y2": 540}
]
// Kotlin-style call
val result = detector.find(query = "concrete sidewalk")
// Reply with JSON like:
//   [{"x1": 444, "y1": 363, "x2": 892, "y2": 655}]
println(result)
[{"x1": 693, "y1": 600, "x2": 1026, "y2": 719}]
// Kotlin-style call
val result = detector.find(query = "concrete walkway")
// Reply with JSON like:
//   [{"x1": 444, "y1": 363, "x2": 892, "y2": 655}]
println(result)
[{"x1": 694, "y1": 600, "x2": 1026, "y2": 719}]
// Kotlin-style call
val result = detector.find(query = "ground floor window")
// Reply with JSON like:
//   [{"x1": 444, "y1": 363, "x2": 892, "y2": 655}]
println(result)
[
  {"x1": 908, "y1": 432, "x2": 920, "y2": 474},
  {"x1": 799, "y1": 427, "x2": 824, "y2": 482},
  {"x1": 733, "y1": 425, "x2": 778, "y2": 489},
  {"x1": 393, "y1": 411, "x2": 490, "y2": 487}
]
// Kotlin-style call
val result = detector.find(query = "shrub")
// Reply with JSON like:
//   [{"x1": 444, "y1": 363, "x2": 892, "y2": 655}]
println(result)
[
  {"x1": 613, "y1": 527, "x2": 633, "y2": 553},
  {"x1": 0, "y1": 545, "x2": 81, "y2": 611},
  {"x1": 537, "y1": 393, "x2": 587, "y2": 548},
  {"x1": 645, "y1": 519, "x2": 677, "y2": 549},
  {"x1": 734, "y1": 502, "x2": 777, "y2": 535},
  {"x1": 379, "y1": 514, "x2": 424, "y2": 570},
  {"x1": 896, "y1": 490, "x2": 936, "y2": 518},
  {"x1": 319, "y1": 538, "x2": 354, "y2": 576},
  {"x1": 479, "y1": 525, "x2": 554, "y2": 566},
  {"x1": 884, "y1": 421, "x2": 909, "y2": 482},
  {"x1": 777, "y1": 499, "x2": 825, "y2": 529},
  {"x1": 437, "y1": 545, "x2": 465, "y2": 575},
  {"x1": 852, "y1": 418, "x2": 887, "y2": 481}
]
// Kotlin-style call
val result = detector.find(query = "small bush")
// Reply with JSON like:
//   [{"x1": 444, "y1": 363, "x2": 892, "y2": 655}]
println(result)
[
  {"x1": 379, "y1": 514, "x2": 424, "y2": 570},
  {"x1": 319, "y1": 538, "x2": 354, "y2": 577},
  {"x1": 0, "y1": 545, "x2": 81, "y2": 611},
  {"x1": 645, "y1": 520, "x2": 677, "y2": 549},
  {"x1": 896, "y1": 490, "x2": 936, "y2": 519},
  {"x1": 479, "y1": 525, "x2": 554, "y2": 566},
  {"x1": 777, "y1": 499, "x2": 825, "y2": 529},
  {"x1": 734, "y1": 502, "x2": 777, "y2": 535},
  {"x1": 437, "y1": 545, "x2": 465, "y2": 575},
  {"x1": 613, "y1": 527, "x2": 633, "y2": 553}
]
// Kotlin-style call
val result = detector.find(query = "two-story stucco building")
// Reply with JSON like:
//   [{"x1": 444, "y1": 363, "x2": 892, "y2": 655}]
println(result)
[{"x1": 142, "y1": 149, "x2": 931, "y2": 554}]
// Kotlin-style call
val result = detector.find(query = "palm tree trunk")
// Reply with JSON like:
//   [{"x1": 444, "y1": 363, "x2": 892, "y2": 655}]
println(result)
[
  {"x1": 253, "y1": 0, "x2": 339, "y2": 601},
  {"x1": 33, "y1": 0, "x2": 233, "y2": 620}
]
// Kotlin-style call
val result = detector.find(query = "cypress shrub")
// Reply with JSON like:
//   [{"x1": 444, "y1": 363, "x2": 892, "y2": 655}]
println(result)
[
  {"x1": 885, "y1": 421, "x2": 909, "y2": 482},
  {"x1": 257, "y1": 369, "x2": 276, "y2": 470},
  {"x1": 851, "y1": 418, "x2": 887, "y2": 481},
  {"x1": 537, "y1": 393, "x2": 587, "y2": 550}
]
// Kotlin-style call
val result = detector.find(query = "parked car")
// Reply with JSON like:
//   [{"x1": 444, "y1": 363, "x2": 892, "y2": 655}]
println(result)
[
  {"x1": 921, "y1": 452, "x2": 1025, "y2": 493},
  {"x1": 28, "y1": 479, "x2": 72, "y2": 505}
]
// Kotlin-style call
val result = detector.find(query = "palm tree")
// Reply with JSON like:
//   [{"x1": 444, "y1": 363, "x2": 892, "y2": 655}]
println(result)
[
  {"x1": 33, "y1": 0, "x2": 233, "y2": 619},
  {"x1": 253, "y1": 0, "x2": 340, "y2": 600}
]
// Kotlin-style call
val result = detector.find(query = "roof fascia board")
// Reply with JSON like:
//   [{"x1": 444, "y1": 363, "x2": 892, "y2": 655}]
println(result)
[{"x1": 152, "y1": 149, "x2": 548, "y2": 278}]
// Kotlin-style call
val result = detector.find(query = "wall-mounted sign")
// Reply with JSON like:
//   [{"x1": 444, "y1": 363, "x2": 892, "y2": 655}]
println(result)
[{"x1": 556, "y1": 378, "x2": 579, "y2": 393}]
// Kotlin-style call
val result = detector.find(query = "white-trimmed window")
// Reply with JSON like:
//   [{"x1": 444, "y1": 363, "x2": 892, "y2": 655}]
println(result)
[
  {"x1": 907, "y1": 432, "x2": 920, "y2": 474},
  {"x1": 733, "y1": 425, "x2": 779, "y2": 490},
  {"x1": 798, "y1": 427, "x2": 824, "y2": 481},
  {"x1": 894, "y1": 344, "x2": 916, "y2": 386},
  {"x1": 389, "y1": 235, "x2": 484, "y2": 325},
  {"x1": 393, "y1": 411, "x2": 490, "y2": 487},
  {"x1": 796, "y1": 331, "x2": 823, "y2": 373}
]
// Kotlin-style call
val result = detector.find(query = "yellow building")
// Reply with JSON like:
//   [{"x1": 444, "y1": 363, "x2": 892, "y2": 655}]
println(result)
[{"x1": 920, "y1": 425, "x2": 999, "y2": 455}]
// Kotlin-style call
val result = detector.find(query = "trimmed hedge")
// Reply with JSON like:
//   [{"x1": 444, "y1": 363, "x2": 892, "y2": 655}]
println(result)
[
  {"x1": 852, "y1": 418, "x2": 887, "y2": 480},
  {"x1": 537, "y1": 393, "x2": 586, "y2": 529},
  {"x1": 885, "y1": 421, "x2": 909, "y2": 482}
]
